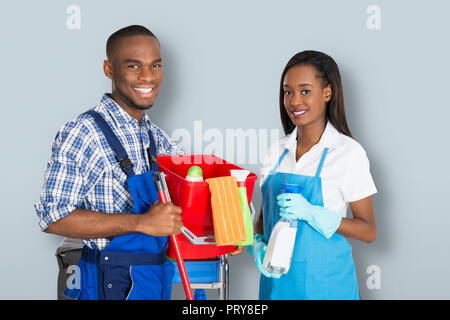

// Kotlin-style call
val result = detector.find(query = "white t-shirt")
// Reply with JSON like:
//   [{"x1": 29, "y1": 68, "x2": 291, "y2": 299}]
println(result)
[{"x1": 260, "y1": 122, "x2": 377, "y2": 217}]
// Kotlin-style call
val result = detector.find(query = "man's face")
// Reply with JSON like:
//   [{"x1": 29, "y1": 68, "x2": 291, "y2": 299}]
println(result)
[{"x1": 104, "y1": 35, "x2": 163, "y2": 113}]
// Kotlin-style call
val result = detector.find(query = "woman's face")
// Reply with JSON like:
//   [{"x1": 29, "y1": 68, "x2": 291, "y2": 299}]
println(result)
[{"x1": 283, "y1": 64, "x2": 331, "y2": 130}]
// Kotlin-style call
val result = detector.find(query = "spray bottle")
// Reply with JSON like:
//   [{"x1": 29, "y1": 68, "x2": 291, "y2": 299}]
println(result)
[
  {"x1": 263, "y1": 184, "x2": 303, "y2": 274},
  {"x1": 230, "y1": 170, "x2": 253, "y2": 246}
]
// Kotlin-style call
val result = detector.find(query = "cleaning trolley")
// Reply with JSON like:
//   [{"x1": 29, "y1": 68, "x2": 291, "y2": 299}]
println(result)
[{"x1": 157, "y1": 154, "x2": 257, "y2": 300}]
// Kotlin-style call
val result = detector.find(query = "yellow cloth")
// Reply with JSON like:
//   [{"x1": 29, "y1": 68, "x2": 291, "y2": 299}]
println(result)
[{"x1": 206, "y1": 176, "x2": 246, "y2": 246}]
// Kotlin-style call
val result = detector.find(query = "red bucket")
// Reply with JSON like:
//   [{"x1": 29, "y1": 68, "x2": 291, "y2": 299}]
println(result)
[{"x1": 157, "y1": 154, "x2": 257, "y2": 260}]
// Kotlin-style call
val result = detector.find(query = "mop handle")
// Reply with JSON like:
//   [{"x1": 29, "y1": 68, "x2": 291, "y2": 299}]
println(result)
[{"x1": 155, "y1": 173, "x2": 194, "y2": 300}]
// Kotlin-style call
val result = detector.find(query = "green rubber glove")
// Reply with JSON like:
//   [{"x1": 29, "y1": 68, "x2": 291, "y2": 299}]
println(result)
[
  {"x1": 277, "y1": 193, "x2": 342, "y2": 239},
  {"x1": 247, "y1": 234, "x2": 282, "y2": 278}
]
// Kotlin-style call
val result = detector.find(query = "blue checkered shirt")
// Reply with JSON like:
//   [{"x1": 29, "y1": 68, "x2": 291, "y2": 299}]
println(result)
[{"x1": 34, "y1": 94, "x2": 184, "y2": 250}]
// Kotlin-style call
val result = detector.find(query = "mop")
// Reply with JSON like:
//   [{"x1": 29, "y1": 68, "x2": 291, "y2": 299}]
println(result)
[{"x1": 153, "y1": 172, "x2": 194, "y2": 300}]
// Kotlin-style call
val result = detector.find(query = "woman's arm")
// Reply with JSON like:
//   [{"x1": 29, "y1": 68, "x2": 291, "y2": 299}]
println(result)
[
  {"x1": 254, "y1": 206, "x2": 264, "y2": 234},
  {"x1": 336, "y1": 196, "x2": 376, "y2": 243}
]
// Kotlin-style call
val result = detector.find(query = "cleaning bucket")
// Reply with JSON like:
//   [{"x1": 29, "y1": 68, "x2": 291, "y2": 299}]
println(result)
[{"x1": 157, "y1": 154, "x2": 257, "y2": 260}]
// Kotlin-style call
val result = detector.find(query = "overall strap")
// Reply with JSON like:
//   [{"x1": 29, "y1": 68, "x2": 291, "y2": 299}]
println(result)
[
  {"x1": 84, "y1": 110, "x2": 135, "y2": 177},
  {"x1": 315, "y1": 147, "x2": 329, "y2": 177},
  {"x1": 269, "y1": 148, "x2": 289, "y2": 176},
  {"x1": 146, "y1": 128, "x2": 159, "y2": 171}
]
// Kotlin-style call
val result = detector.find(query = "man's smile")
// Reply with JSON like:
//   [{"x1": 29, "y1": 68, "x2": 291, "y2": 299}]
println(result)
[{"x1": 133, "y1": 86, "x2": 155, "y2": 98}]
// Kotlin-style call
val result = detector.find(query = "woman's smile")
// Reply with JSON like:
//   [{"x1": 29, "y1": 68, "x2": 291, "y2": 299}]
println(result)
[{"x1": 289, "y1": 109, "x2": 308, "y2": 118}]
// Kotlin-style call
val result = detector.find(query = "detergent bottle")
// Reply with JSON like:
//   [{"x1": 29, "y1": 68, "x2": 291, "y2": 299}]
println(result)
[
  {"x1": 185, "y1": 166, "x2": 204, "y2": 182},
  {"x1": 230, "y1": 170, "x2": 253, "y2": 246},
  {"x1": 263, "y1": 184, "x2": 303, "y2": 274}
]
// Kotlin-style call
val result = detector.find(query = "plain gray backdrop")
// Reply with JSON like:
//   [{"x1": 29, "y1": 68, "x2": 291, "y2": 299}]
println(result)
[{"x1": 1, "y1": 0, "x2": 449, "y2": 299}]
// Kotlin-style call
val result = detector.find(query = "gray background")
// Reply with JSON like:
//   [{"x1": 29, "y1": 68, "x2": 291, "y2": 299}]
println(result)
[{"x1": 1, "y1": 0, "x2": 449, "y2": 299}]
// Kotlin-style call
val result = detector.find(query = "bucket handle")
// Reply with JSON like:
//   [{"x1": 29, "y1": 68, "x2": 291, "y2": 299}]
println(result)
[
  {"x1": 180, "y1": 202, "x2": 256, "y2": 245},
  {"x1": 250, "y1": 201, "x2": 256, "y2": 222},
  {"x1": 180, "y1": 226, "x2": 216, "y2": 245}
]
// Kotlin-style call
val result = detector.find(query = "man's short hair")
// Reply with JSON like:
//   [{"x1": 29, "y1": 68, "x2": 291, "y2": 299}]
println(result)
[{"x1": 106, "y1": 25, "x2": 158, "y2": 59}]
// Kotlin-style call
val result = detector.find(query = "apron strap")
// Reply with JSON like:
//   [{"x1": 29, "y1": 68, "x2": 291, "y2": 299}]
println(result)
[
  {"x1": 85, "y1": 110, "x2": 160, "y2": 175},
  {"x1": 146, "y1": 129, "x2": 160, "y2": 171},
  {"x1": 268, "y1": 148, "x2": 289, "y2": 176},
  {"x1": 315, "y1": 147, "x2": 329, "y2": 177},
  {"x1": 269, "y1": 147, "x2": 329, "y2": 177},
  {"x1": 85, "y1": 110, "x2": 135, "y2": 177}
]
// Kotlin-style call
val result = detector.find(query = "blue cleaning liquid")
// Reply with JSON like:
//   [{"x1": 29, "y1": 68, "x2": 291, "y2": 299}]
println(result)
[
  {"x1": 281, "y1": 183, "x2": 303, "y2": 194},
  {"x1": 194, "y1": 289, "x2": 207, "y2": 300}
]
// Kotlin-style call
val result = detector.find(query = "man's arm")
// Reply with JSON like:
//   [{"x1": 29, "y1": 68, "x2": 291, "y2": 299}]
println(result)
[{"x1": 45, "y1": 200, "x2": 183, "y2": 238}]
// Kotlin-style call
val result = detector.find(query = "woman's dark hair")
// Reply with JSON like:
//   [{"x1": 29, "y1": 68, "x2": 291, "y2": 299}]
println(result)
[{"x1": 279, "y1": 50, "x2": 352, "y2": 138}]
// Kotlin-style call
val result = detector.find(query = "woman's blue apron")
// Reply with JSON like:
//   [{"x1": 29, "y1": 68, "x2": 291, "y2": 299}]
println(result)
[
  {"x1": 64, "y1": 111, "x2": 174, "y2": 300},
  {"x1": 260, "y1": 147, "x2": 359, "y2": 300}
]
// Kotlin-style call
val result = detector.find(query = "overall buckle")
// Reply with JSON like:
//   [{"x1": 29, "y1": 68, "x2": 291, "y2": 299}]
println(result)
[{"x1": 116, "y1": 156, "x2": 134, "y2": 172}]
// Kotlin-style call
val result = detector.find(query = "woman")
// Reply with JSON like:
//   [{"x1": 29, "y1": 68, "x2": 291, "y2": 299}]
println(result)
[{"x1": 250, "y1": 50, "x2": 377, "y2": 300}]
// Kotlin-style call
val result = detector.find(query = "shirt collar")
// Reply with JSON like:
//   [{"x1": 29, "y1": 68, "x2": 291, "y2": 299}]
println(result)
[
  {"x1": 100, "y1": 93, "x2": 152, "y2": 130},
  {"x1": 284, "y1": 121, "x2": 342, "y2": 153}
]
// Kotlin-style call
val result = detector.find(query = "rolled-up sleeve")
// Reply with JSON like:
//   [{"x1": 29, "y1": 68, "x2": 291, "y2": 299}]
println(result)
[{"x1": 34, "y1": 121, "x2": 105, "y2": 231}]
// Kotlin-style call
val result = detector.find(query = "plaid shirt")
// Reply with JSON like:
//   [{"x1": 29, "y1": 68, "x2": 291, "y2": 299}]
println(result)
[{"x1": 34, "y1": 94, "x2": 184, "y2": 250}]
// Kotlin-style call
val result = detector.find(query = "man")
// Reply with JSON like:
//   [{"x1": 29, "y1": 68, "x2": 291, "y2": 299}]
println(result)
[{"x1": 35, "y1": 25, "x2": 184, "y2": 300}]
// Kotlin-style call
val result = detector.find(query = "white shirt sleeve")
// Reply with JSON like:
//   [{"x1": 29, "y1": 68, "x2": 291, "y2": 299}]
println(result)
[{"x1": 340, "y1": 146, "x2": 377, "y2": 202}]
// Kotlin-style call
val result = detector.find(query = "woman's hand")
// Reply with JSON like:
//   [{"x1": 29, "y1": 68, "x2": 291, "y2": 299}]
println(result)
[{"x1": 229, "y1": 246, "x2": 245, "y2": 256}]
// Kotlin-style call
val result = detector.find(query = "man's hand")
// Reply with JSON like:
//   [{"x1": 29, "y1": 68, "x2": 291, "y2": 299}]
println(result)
[{"x1": 136, "y1": 200, "x2": 183, "y2": 236}]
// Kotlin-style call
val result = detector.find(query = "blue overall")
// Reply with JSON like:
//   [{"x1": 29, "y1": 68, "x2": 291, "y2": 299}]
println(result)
[
  {"x1": 64, "y1": 111, "x2": 174, "y2": 300},
  {"x1": 260, "y1": 147, "x2": 359, "y2": 300}
]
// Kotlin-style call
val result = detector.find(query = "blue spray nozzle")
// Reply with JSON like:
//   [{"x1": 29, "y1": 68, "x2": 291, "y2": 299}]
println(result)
[{"x1": 281, "y1": 184, "x2": 303, "y2": 194}]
